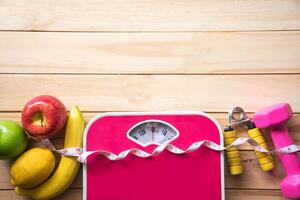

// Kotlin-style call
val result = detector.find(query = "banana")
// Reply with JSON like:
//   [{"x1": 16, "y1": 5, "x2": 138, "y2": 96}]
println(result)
[{"x1": 15, "y1": 105, "x2": 85, "y2": 200}]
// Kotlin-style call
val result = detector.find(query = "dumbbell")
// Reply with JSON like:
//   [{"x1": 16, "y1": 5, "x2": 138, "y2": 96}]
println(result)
[{"x1": 252, "y1": 103, "x2": 300, "y2": 199}]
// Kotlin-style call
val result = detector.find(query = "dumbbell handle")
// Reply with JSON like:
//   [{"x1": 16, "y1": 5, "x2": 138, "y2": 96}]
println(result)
[{"x1": 271, "y1": 125, "x2": 300, "y2": 175}]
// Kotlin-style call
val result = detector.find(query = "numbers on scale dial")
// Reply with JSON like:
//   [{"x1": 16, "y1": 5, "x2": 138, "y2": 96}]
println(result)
[
  {"x1": 138, "y1": 129, "x2": 146, "y2": 136},
  {"x1": 127, "y1": 120, "x2": 179, "y2": 147}
]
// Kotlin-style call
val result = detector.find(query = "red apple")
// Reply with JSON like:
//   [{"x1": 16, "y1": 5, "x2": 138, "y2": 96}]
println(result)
[{"x1": 21, "y1": 95, "x2": 67, "y2": 139}]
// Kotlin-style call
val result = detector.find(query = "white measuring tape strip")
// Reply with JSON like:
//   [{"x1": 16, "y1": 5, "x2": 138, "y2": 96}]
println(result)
[{"x1": 41, "y1": 138, "x2": 300, "y2": 164}]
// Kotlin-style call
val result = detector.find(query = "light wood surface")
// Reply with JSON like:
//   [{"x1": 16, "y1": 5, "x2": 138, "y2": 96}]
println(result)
[
  {"x1": 1, "y1": 31, "x2": 300, "y2": 74},
  {"x1": 1, "y1": 113, "x2": 297, "y2": 190},
  {"x1": 0, "y1": 75, "x2": 300, "y2": 112},
  {"x1": 0, "y1": 0, "x2": 299, "y2": 31},
  {"x1": 1, "y1": 0, "x2": 300, "y2": 199},
  {"x1": 0, "y1": 113, "x2": 299, "y2": 199},
  {"x1": 0, "y1": 189, "x2": 285, "y2": 200}
]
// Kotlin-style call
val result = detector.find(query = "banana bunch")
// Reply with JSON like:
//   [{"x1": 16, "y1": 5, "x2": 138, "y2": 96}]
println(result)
[{"x1": 15, "y1": 105, "x2": 85, "y2": 200}]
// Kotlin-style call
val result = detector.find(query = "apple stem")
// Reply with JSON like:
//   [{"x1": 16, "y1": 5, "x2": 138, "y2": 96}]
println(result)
[
  {"x1": 40, "y1": 114, "x2": 44, "y2": 127},
  {"x1": 33, "y1": 112, "x2": 45, "y2": 127}
]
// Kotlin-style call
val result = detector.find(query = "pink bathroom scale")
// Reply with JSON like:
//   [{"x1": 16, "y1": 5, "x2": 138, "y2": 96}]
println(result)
[{"x1": 83, "y1": 112, "x2": 224, "y2": 200}]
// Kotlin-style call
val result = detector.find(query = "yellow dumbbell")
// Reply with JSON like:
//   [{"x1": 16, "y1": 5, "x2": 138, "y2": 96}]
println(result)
[
  {"x1": 224, "y1": 126, "x2": 243, "y2": 175},
  {"x1": 247, "y1": 121, "x2": 274, "y2": 171}
]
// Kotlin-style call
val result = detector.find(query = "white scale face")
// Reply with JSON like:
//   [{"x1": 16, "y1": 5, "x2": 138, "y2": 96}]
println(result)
[{"x1": 127, "y1": 120, "x2": 180, "y2": 147}]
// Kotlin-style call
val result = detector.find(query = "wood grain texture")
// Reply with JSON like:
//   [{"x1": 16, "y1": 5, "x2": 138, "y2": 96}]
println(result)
[
  {"x1": 0, "y1": 0, "x2": 300, "y2": 31},
  {"x1": 0, "y1": 189, "x2": 285, "y2": 200},
  {"x1": 1, "y1": 1, "x2": 299, "y2": 199},
  {"x1": 0, "y1": 189, "x2": 81, "y2": 200},
  {"x1": 225, "y1": 189, "x2": 284, "y2": 200},
  {"x1": 0, "y1": 150, "x2": 287, "y2": 190},
  {"x1": 0, "y1": 74, "x2": 300, "y2": 112},
  {"x1": 0, "y1": 112, "x2": 299, "y2": 190},
  {"x1": 0, "y1": 31, "x2": 300, "y2": 74},
  {"x1": 0, "y1": 112, "x2": 299, "y2": 150}
]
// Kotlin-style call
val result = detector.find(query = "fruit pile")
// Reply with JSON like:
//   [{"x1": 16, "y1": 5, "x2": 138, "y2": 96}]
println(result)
[{"x1": 0, "y1": 95, "x2": 85, "y2": 200}]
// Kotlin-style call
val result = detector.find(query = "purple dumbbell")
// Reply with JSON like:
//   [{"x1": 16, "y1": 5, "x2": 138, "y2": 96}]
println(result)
[{"x1": 252, "y1": 103, "x2": 300, "y2": 199}]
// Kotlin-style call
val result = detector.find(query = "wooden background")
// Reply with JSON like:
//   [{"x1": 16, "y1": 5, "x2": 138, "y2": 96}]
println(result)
[{"x1": 0, "y1": 0, "x2": 300, "y2": 199}]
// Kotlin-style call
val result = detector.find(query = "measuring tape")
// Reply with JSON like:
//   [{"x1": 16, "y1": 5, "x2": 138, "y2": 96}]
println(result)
[{"x1": 41, "y1": 138, "x2": 300, "y2": 164}]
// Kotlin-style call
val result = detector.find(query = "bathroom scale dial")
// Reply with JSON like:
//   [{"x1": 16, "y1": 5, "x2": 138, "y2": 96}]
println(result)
[{"x1": 127, "y1": 120, "x2": 179, "y2": 147}]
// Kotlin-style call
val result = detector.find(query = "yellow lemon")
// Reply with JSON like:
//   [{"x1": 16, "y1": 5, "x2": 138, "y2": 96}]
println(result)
[{"x1": 10, "y1": 147, "x2": 55, "y2": 189}]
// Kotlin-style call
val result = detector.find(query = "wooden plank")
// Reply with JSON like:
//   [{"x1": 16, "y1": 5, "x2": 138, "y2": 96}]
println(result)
[
  {"x1": 0, "y1": 0, "x2": 299, "y2": 31},
  {"x1": 0, "y1": 112, "x2": 299, "y2": 190},
  {"x1": 0, "y1": 74, "x2": 300, "y2": 112},
  {"x1": 0, "y1": 150, "x2": 287, "y2": 190},
  {"x1": 0, "y1": 188, "x2": 82, "y2": 200},
  {"x1": 0, "y1": 31, "x2": 300, "y2": 74},
  {"x1": 225, "y1": 151, "x2": 285, "y2": 190},
  {"x1": 0, "y1": 188, "x2": 285, "y2": 200},
  {"x1": 226, "y1": 189, "x2": 284, "y2": 200},
  {"x1": 0, "y1": 112, "x2": 299, "y2": 149}
]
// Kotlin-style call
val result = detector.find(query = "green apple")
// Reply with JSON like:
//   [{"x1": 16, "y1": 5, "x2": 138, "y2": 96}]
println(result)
[{"x1": 0, "y1": 120, "x2": 27, "y2": 160}]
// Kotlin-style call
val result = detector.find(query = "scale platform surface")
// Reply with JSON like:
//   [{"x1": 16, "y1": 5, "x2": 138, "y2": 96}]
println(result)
[{"x1": 83, "y1": 112, "x2": 224, "y2": 200}]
